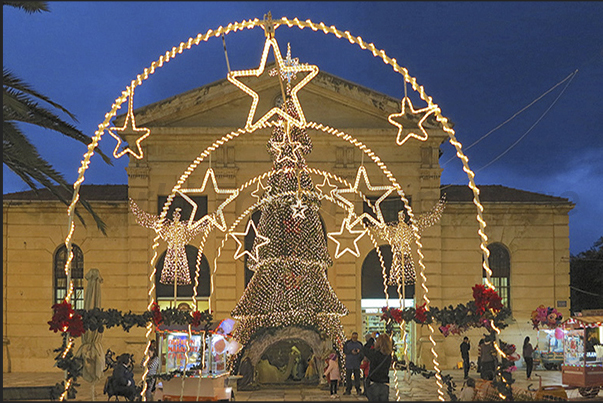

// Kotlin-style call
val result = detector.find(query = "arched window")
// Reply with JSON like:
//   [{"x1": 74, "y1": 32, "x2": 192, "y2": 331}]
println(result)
[
  {"x1": 361, "y1": 245, "x2": 415, "y2": 299},
  {"x1": 483, "y1": 243, "x2": 511, "y2": 309},
  {"x1": 156, "y1": 245, "x2": 210, "y2": 299},
  {"x1": 54, "y1": 244, "x2": 84, "y2": 309}
]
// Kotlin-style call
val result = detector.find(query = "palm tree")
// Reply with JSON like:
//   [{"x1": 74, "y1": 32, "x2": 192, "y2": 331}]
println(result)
[{"x1": 4, "y1": 1, "x2": 111, "y2": 234}]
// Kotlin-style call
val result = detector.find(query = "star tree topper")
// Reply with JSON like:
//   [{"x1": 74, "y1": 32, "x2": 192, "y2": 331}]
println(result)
[
  {"x1": 107, "y1": 86, "x2": 151, "y2": 159},
  {"x1": 226, "y1": 35, "x2": 318, "y2": 131},
  {"x1": 388, "y1": 96, "x2": 439, "y2": 146}
]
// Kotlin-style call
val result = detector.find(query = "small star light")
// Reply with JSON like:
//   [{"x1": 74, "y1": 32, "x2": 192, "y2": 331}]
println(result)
[
  {"x1": 178, "y1": 168, "x2": 239, "y2": 232},
  {"x1": 107, "y1": 86, "x2": 151, "y2": 159},
  {"x1": 226, "y1": 35, "x2": 318, "y2": 131},
  {"x1": 272, "y1": 122, "x2": 304, "y2": 164},
  {"x1": 333, "y1": 165, "x2": 395, "y2": 228},
  {"x1": 229, "y1": 219, "x2": 270, "y2": 263},
  {"x1": 250, "y1": 178, "x2": 272, "y2": 204},
  {"x1": 315, "y1": 176, "x2": 339, "y2": 198},
  {"x1": 327, "y1": 217, "x2": 368, "y2": 259},
  {"x1": 388, "y1": 96, "x2": 439, "y2": 146},
  {"x1": 290, "y1": 198, "x2": 308, "y2": 219}
]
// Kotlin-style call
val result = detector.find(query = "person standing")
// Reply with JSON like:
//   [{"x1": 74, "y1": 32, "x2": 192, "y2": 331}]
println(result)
[
  {"x1": 324, "y1": 352, "x2": 341, "y2": 399},
  {"x1": 480, "y1": 338, "x2": 496, "y2": 381},
  {"x1": 145, "y1": 341, "x2": 160, "y2": 401},
  {"x1": 343, "y1": 331, "x2": 364, "y2": 395},
  {"x1": 476, "y1": 337, "x2": 485, "y2": 374},
  {"x1": 362, "y1": 333, "x2": 392, "y2": 401},
  {"x1": 523, "y1": 336, "x2": 536, "y2": 380},
  {"x1": 460, "y1": 336, "x2": 471, "y2": 379}
]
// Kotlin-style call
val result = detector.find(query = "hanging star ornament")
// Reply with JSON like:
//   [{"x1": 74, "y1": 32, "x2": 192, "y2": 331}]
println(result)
[
  {"x1": 229, "y1": 219, "x2": 270, "y2": 263},
  {"x1": 226, "y1": 35, "x2": 318, "y2": 131},
  {"x1": 272, "y1": 122, "x2": 305, "y2": 164},
  {"x1": 178, "y1": 168, "x2": 239, "y2": 232},
  {"x1": 250, "y1": 178, "x2": 272, "y2": 204},
  {"x1": 107, "y1": 87, "x2": 151, "y2": 159},
  {"x1": 316, "y1": 176, "x2": 339, "y2": 198},
  {"x1": 388, "y1": 96, "x2": 439, "y2": 146},
  {"x1": 327, "y1": 217, "x2": 368, "y2": 259},
  {"x1": 290, "y1": 198, "x2": 308, "y2": 219},
  {"x1": 333, "y1": 165, "x2": 395, "y2": 228}
]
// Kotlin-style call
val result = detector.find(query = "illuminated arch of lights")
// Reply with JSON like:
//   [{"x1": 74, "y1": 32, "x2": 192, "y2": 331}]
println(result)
[{"x1": 57, "y1": 15, "x2": 500, "y2": 402}]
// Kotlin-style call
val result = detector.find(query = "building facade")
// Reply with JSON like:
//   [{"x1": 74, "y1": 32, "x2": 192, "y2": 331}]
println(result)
[{"x1": 3, "y1": 70, "x2": 574, "y2": 373}]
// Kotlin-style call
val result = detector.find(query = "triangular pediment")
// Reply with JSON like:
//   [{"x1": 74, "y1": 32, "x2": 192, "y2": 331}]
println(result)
[{"x1": 116, "y1": 64, "x2": 445, "y2": 132}]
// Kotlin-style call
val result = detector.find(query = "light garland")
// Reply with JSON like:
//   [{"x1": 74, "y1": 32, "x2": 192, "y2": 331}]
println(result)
[
  {"x1": 107, "y1": 85, "x2": 151, "y2": 159},
  {"x1": 388, "y1": 96, "x2": 439, "y2": 146}
]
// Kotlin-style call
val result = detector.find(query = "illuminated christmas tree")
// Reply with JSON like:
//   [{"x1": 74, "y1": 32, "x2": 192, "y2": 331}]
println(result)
[{"x1": 231, "y1": 97, "x2": 348, "y2": 352}]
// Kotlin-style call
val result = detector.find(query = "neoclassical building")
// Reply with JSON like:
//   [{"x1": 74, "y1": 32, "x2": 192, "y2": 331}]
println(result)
[{"x1": 3, "y1": 68, "x2": 574, "y2": 374}]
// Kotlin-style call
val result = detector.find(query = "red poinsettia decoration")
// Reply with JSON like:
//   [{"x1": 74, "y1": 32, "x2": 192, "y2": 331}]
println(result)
[
  {"x1": 191, "y1": 310, "x2": 203, "y2": 327},
  {"x1": 48, "y1": 300, "x2": 86, "y2": 337},
  {"x1": 151, "y1": 302, "x2": 163, "y2": 326},
  {"x1": 415, "y1": 303, "x2": 428, "y2": 323},
  {"x1": 381, "y1": 307, "x2": 403, "y2": 324},
  {"x1": 472, "y1": 284, "x2": 503, "y2": 315}
]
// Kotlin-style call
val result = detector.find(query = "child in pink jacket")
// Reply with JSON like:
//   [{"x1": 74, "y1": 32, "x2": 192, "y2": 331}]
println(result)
[{"x1": 324, "y1": 353, "x2": 341, "y2": 398}]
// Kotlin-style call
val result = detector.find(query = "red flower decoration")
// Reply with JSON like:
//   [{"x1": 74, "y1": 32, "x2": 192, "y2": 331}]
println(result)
[
  {"x1": 415, "y1": 303, "x2": 428, "y2": 323},
  {"x1": 48, "y1": 301, "x2": 86, "y2": 337},
  {"x1": 151, "y1": 302, "x2": 163, "y2": 326},
  {"x1": 191, "y1": 311, "x2": 203, "y2": 327},
  {"x1": 472, "y1": 284, "x2": 503, "y2": 315}
]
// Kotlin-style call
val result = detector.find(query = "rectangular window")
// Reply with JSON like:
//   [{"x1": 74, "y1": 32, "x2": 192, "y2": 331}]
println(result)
[{"x1": 482, "y1": 277, "x2": 510, "y2": 309}]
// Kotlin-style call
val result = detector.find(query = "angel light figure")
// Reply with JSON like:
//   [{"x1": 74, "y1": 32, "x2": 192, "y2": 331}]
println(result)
[
  {"x1": 369, "y1": 197, "x2": 446, "y2": 285},
  {"x1": 129, "y1": 198, "x2": 209, "y2": 285}
]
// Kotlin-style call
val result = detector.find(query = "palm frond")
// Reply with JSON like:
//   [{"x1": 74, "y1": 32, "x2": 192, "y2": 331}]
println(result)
[
  {"x1": 3, "y1": 121, "x2": 108, "y2": 235},
  {"x1": 3, "y1": 1, "x2": 49, "y2": 13}
]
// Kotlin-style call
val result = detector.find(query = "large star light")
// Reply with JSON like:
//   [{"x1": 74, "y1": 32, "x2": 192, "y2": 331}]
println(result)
[
  {"x1": 227, "y1": 36, "x2": 318, "y2": 131},
  {"x1": 333, "y1": 165, "x2": 395, "y2": 229},
  {"x1": 178, "y1": 168, "x2": 239, "y2": 232},
  {"x1": 388, "y1": 96, "x2": 439, "y2": 146},
  {"x1": 107, "y1": 87, "x2": 151, "y2": 159},
  {"x1": 327, "y1": 217, "x2": 368, "y2": 259},
  {"x1": 229, "y1": 219, "x2": 270, "y2": 263}
]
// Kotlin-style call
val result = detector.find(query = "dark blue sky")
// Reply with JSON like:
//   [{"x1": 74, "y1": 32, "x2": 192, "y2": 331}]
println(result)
[{"x1": 3, "y1": 1, "x2": 602, "y2": 254}]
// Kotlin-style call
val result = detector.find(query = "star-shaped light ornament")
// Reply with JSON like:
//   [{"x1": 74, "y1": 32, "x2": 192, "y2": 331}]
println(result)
[
  {"x1": 316, "y1": 176, "x2": 339, "y2": 198},
  {"x1": 226, "y1": 35, "x2": 318, "y2": 131},
  {"x1": 270, "y1": 42, "x2": 300, "y2": 85},
  {"x1": 327, "y1": 217, "x2": 368, "y2": 259},
  {"x1": 178, "y1": 168, "x2": 239, "y2": 232},
  {"x1": 272, "y1": 122, "x2": 305, "y2": 164},
  {"x1": 290, "y1": 198, "x2": 308, "y2": 219},
  {"x1": 333, "y1": 165, "x2": 395, "y2": 228},
  {"x1": 388, "y1": 96, "x2": 439, "y2": 146},
  {"x1": 229, "y1": 219, "x2": 270, "y2": 263},
  {"x1": 251, "y1": 178, "x2": 272, "y2": 204},
  {"x1": 107, "y1": 87, "x2": 151, "y2": 159}
]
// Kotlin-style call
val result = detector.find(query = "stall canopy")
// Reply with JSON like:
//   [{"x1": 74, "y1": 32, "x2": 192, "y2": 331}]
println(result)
[{"x1": 563, "y1": 316, "x2": 603, "y2": 328}]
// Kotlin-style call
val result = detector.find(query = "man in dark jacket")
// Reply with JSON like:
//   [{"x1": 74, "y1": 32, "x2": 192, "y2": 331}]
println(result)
[
  {"x1": 460, "y1": 336, "x2": 471, "y2": 379},
  {"x1": 112, "y1": 354, "x2": 137, "y2": 400},
  {"x1": 343, "y1": 331, "x2": 364, "y2": 395}
]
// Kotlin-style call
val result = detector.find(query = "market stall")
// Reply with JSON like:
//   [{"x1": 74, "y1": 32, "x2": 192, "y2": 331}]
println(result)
[
  {"x1": 156, "y1": 319, "x2": 240, "y2": 401},
  {"x1": 561, "y1": 315, "x2": 603, "y2": 398}
]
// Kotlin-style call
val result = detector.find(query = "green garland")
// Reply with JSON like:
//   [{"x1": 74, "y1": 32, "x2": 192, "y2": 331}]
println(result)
[{"x1": 49, "y1": 303, "x2": 213, "y2": 400}]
